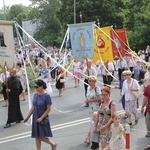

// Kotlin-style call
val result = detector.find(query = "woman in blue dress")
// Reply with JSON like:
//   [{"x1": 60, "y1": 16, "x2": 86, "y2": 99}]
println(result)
[{"x1": 24, "y1": 79, "x2": 57, "y2": 150}]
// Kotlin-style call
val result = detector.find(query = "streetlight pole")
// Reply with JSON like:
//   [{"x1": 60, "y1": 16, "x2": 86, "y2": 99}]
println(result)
[
  {"x1": 3, "y1": 0, "x2": 6, "y2": 20},
  {"x1": 80, "y1": 11, "x2": 82, "y2": 23},
  {"x1": 74, "y1": 0, "x2": 76, "y2": 23}
]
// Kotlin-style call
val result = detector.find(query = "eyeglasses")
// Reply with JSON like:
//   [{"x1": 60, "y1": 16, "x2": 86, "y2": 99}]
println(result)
[
  {"x1": 124, "y1": 74, "x2": 131, "y2": 76},
  {"x1": 101, "y1": 94, "x2": 108, "y2": 96},
  {"x1": 34, "y1": 85, "x2": 39, "y2": 88},
  {"x1": 88, "y1": 80, "x2": 95, "y2": 82}
]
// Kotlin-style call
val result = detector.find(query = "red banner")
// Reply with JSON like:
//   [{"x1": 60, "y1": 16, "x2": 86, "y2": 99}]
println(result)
[{"x1": 111, "y1": 28, "x2": 127, "y2": 58}]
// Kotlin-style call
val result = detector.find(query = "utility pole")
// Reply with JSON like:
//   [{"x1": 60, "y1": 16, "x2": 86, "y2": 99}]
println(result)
[
  {"x1": 74, "y1": 0, "x2": 76, "y2": 23},
  {"x1": 80, "y1": 11, "x2": 82, "y2": 23},
  {"x1": 3, "y1": 0, "x2": 6, "y2": 20}
]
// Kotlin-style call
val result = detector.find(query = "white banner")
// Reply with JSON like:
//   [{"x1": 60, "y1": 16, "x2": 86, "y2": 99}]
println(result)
[{"x1": 0, "y1": 20, "x2": 15, "y2": 69}]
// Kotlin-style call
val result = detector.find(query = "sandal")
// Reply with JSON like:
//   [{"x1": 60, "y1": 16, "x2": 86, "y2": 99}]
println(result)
[
  {"x1": 145, "y1": 133, "x2": 150, "y2": 137},
  {"x1": 84, "y1": 138, "x2": 90, "y2": 144},
  {"x1": 52, "y1": 143, "x2": 57, "y2": 150},
  {"x1": 122, "y1": 115, "x2": 128, "y2": 119},
  {"x1": 144, "y1": 145, "x2": 150, "y2": 150},
  {"x1": 128, "y1": 122, "x2": 132, "y2": 126},
  {"x1": 135, "y1": 117, "x2": 139, "y2": 124}
]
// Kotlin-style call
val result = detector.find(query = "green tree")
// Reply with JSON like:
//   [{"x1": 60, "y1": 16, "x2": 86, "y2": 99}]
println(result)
[
  {"x1": 57, "y1": 0, "x2": 125, "y2": 30},
  {"x1": 29, "y1": 0, "x2": 62, "y2": 46},
  {"x1": 124, "y1": 0, "x2": 150, "y2": 50}
]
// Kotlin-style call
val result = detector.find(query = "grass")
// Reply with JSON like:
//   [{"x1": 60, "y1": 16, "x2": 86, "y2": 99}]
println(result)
[{"x1": 0, "y1": 66, "x2": 38, "y2": 93}]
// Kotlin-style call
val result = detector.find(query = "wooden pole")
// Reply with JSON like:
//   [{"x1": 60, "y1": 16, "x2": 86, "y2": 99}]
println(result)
[{"x1": 3, "y1": 66, "x2": 9, "y2": 102}]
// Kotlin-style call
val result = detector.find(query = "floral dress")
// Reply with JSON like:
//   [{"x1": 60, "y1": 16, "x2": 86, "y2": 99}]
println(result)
[
  {"x1": 86, "y1": 86, "x2": 101, "y2": 118},
  {"x1": 109, "y1": 123, "x2": 126, "y2": 150}
]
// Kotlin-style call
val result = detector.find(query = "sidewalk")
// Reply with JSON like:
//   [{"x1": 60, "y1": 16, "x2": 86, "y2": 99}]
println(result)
[{"x1": 0, "y1": 94, "x2": 3, "y2": 102}]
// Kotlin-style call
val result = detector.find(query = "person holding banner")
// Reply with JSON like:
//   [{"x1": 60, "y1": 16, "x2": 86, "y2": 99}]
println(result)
[
  {"x1": 4, "y1": 68, "x2": 23, "y2": 128},
  {"x1": 0, "y1": 70, "x2": 10, "y2": 107},
  {"x1": 100, "y1": 60, "x2": 115, "y2": 86},
  {"x1": 117, "y1": 58, "x2": 128, "y2": 81}
]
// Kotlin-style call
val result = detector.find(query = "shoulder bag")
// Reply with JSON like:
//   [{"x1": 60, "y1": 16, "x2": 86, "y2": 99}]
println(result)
[{"x1": 131, "y1": 80, "x2": 143, "y2": 99}]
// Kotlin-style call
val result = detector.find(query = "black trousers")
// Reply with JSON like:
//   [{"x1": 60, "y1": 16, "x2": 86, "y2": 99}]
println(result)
[
  {"x1": 118, "y1": 68, "x2": 125, "y2": 81},
  {"x1": 102, "y1": 75, "x2": 112, "y2": 86},
  {"x1": 50, "y1": 67, "x2": 56, "y2": 79},
  {"x1": 84, "y1": 79, "x2": 88, "y2": 97}
]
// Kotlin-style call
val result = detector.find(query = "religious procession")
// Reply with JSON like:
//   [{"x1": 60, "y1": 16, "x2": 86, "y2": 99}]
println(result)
[{"x1": 0, "y1": 1, "x2": 150, "y2": 150}]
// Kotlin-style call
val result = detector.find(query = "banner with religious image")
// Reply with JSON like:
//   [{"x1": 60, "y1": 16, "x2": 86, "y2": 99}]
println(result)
[
  {"x1": 0, "y1": 20, "x2": 15, "y2": 69},
  {"x1": 93, "y1": 26, "x2": 113, "y2": 62},
  {"x1": 111, "y1": 28, "x2": 127, "y2": 58},
  {"x1": 68, "y1": 22, "x2": 94, "y2": 59}
]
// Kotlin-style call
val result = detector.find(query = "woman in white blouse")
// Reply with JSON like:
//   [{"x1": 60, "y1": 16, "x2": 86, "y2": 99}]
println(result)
[
  {"x1": 119, "y1": 70, "x2": 140, "y2": 125},
  {"x1": 142, "y1": 66, "x2": 150, "y2": 91}
]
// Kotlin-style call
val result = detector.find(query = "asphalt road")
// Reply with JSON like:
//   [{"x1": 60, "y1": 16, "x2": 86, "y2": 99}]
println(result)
[{"x1": 0, "y1": 76, "x2": 149, "y2": 150}]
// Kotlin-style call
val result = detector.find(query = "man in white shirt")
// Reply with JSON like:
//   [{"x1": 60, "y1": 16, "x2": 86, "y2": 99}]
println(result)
[
  {"x1": 0, "y1": 71, "x2": 10, "y2": 107},
  {"x1": 117, "y1": 58, "x2": 128, "y2": 81}
]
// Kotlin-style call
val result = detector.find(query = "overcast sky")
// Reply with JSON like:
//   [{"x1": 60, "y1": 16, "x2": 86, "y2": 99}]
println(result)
[{"x1": 0, "y1": 0, "x2": 31, "y2": 8}]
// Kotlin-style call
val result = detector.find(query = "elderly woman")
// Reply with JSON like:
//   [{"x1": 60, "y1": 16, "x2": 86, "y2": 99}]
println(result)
[
  {"x1": 142, "y1": 66, "x2": 150, "y2": 91},
  {"x1": 94, "y1": 86, "x2": 116, "y2": 150},
  {"x1": 133, "y1": 60, "x2": 145, "y2": 82},
  {"x1": 84, "y1": 75, "x2": 101, "y2": 144},
  {"x1": 119, "y1": 70, "x2": 140, "y2": 125}
]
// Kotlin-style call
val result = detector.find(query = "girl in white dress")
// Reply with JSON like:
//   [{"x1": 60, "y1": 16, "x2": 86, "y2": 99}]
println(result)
[{"x1": 106, "y1": 112, "x2": 125, "y2": 150}]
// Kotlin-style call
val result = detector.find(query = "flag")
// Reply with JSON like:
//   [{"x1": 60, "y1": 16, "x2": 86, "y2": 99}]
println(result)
[
  {"x1": 111, "y1": 28, "x2": 127, "y2": 58},
  {"x1": 93, "y1": 26, "x2": 113, "y2": 62},
  {"x1": 0, "y1": 20, "x2": 15, "y2": 69},
  {"x1": 68, "y1": 22, "x2": 94, "y2": 59}
]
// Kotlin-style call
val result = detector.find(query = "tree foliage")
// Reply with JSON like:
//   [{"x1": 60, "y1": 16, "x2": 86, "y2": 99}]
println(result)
[
  {"x1": 29, "y1": 0, "x2": 62, "y2": 46},
  {"x1": 0, "y1": 0, "x2": 149, "y2": 49}
]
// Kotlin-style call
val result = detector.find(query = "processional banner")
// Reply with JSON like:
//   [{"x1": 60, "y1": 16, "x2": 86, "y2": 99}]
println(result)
[
  {"x1": 111, "y1": 28, "x2": 127, "y2": 58},
  {"x1": 68, "y1": 22, "x2": 94, "y2": 59},
  {"x1": 93, "y1": 26, "x2": 113, "y2": 63},
  {"x1": 0, "y1": 20, "x2": 15, "y2": 69}
]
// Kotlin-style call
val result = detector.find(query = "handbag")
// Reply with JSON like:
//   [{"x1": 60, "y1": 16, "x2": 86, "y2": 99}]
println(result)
[
  {"x1": 131, "y1": 79, "x2": 143, "y2": 99},
  {"x1": 60, "y1": 78, "x2": 65, "y2": 83},
  {"x1": 40, "y1": 117, "x2": 49, "y2": 125},
  {"x1": 131, "y1": 90, "x2": 143, "y2": 99}
]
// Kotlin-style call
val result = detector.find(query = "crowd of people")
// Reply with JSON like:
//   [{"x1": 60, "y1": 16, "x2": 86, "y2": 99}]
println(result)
[{"x1": 0, "y1": 44, "x2": 150, "y2": 150}]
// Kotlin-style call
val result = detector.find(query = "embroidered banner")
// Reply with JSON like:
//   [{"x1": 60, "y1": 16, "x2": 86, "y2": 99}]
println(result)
[
  {"x1": 68, "y1": 22, "x2": 94, "y2": 59},
  {"x1": 111, "y1": 28, "x2": 127, "y2": 58},
  {"x1": 0, "y1": 21, "x2": 15, "y2": 69},
  {"x1": 93, "y1": 26, "x2": 113, "y2": 62}
]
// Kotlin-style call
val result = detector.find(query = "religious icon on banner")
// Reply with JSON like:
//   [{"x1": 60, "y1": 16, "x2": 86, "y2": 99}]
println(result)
[
  {"x1": 0, "y1": 20, "x2": 15, "y2": 69},
  {"x1": 93, "y1": 26, "x2": 114, "y2": 63},
  {"x1": 111, "y1": 28, "x2": 127, "y2": 58},
  {"x1": 0, "y1": 32, "x2": 7, "y2": 47},
  {"x1": 79, "y1": 33, "x2": 85, "y2": 48},
  {"x1": 68, "y1": 22, "x2": 94, "y2": 59},
  {"x1": 96, "y1": 35, "x2": 105, "y2": 48}
]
